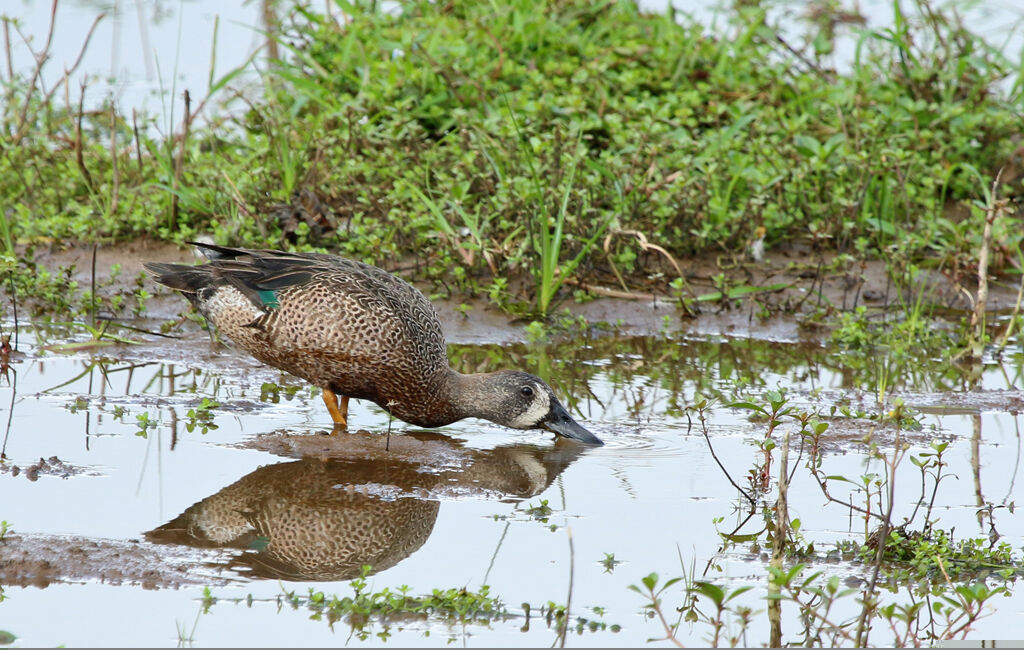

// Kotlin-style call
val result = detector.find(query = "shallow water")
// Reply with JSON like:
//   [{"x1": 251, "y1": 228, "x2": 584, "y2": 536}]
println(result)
[{"x1": 0, "y1": 322, "x2": 1021, "y2": 647}]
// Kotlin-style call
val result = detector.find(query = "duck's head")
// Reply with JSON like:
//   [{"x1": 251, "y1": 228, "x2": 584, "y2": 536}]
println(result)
[{"x1": 468, "y1": 371, "x2": 603, "y2": 445}]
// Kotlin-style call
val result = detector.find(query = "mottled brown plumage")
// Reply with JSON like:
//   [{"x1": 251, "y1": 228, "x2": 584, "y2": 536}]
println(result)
[{"x1": 145, "y1": 243, "x2": 602, "y2": 444}]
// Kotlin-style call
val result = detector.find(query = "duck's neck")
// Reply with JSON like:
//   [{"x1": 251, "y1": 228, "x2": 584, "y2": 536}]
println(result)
[{"x1": 393, "y1": 369, "x2": 502, "y2": 428}]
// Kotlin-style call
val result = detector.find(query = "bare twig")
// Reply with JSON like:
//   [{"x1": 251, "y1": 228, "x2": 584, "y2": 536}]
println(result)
[
  {"x1": 558, "y1": 527, "x2": 575, "y2": 649},
  {"x1": 90, "y1": 243, "x2": 98, "y2": 330},
  {"x1": 109, "y1": 104, "x2": 119, "y2": 213},
  {"x1": 855, "y1": 420, "x2": 906, "y2": 647},
  {"x1": 934, "y1": 555, "x2": 983, "y2": 639},
  {"x1": 12, "y1": 7, "x2": 104, "y2": 145},
  {"x1": 2, "y1": 17, "x2": 11, "y2": 82},
  {"x1": 781, "y1": 583, "x2": 856, "y2": 645},
  {"x1": 12, "y1": 0, "x2": 58, "y2": 140},
  {"x1": 768, "y1": 431, "x2": 790, "y2": 648},
  {"x1": 650, "y1": 594, "x2": 685, "y2": 648},
  {"x1": 774, "y1": 34, "x2": 834, "y2": 81},
  {"x1": 996, "y1": 250, "x2": 1024, "y2": 354},
  {"x1": 562, "y1": 277, "x2": 660, "y2": 302},
  {"x1": 603, "y1": 229, "x2": 690, "y2": 298},
  {"x1": 261, "y1": 0, "x2": 280, "y2": 62},
  {"x1": 170, "y1": 90, "x2": 192, "y2": 231},
  {"x1": 808, "y1": 445, "x2": 887, "y2": 524},
  {"x1": 8, "y1": 270, "x2": 17, "y2": 350},
  {"x1": 74, "y1": 77, "x2": 94, "y2": 191},
  {"x1": 689, "y1": 407, "x2": 757, "y2": 509},
  {"x1": 963, "y1": 169, "x2": 1007, "y2": 361},
  {"x1": 132, "y1": 108, "x2": 143, "y2": 175},
  {"x1": 0, "y1": 360, "x2": 16, "y2": 460},
  {"x1": 2, "y1": 18, "x2": 14, "y2": 123}
]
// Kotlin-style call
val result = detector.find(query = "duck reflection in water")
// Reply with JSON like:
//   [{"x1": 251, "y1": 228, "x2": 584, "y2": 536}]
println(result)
[{"x1": 145, "y1": 430, "x2": 589, "y2": 581}]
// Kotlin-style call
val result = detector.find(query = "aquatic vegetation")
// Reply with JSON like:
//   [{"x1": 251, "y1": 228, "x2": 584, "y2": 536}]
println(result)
[
  {"x1": 0, "y1": 310, "x2": 1021, "y2": 645},
  {"x1": 523, "y1": 500, "x2": 554, "y2": 521},
  {"x1": 492, "y1": 499, "x2": 563, "y2": 532},
  {"x1": 259, "y1": 381, "x2": 302, "y2": 403},
  {"x1": 659, "y1": 391, "x2": 1024, "y2": 647},
  {"x1": 134, "y1": 411, "x2": 156, "y2": 437},
  {"x1": 184, "y1": 398, "x2": 219, "y2": 434},
  {"x1": 203, "y1": 567, "x2": 510, "y2": 642},
  {"x1": 600, "y1": 553, "x2": 621, "y2": 574}
]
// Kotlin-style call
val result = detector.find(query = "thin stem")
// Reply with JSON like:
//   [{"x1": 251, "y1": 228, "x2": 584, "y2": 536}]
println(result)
[
  {"x1": 690, "y1": 408, "x2": 756, "y2": 509},
  {"x1": 558, "y1": 528, "x2": 574, "y2": 648}
]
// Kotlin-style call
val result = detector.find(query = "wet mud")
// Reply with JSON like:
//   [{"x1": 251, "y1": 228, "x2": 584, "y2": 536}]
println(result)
[
  {"x1": 0, "y1": 456, "x2": 100, "y2": 481},
  {"x1": 27, "y1": 240, "x2": 1024, "y2": 343},
  {"x1": 0, "y1": 534, "x2": 239, "y2": 589}
]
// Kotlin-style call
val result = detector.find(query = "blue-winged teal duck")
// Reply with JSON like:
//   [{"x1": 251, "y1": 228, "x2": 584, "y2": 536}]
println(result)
[{"x1": 145, "y1": 243, "x2": 602, "y2": 444}]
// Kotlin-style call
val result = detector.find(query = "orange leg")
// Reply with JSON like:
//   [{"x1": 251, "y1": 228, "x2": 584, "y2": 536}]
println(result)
[{"x1": 322, "y1": 388, "x2": 350, "y2": 431}]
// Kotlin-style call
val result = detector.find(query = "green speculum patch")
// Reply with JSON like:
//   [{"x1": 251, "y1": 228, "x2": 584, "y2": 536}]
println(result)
[{"x1": 257, "y1": 289, "x2": 280, "y2": 309}]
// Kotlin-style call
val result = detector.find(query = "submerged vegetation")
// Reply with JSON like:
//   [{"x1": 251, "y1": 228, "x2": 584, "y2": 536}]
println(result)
[{"x1": 268, "y1": 570, "x2": 508, "y2": 642}]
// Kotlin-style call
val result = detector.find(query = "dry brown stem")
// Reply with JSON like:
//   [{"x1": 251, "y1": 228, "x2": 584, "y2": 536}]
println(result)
[
  {"x1": 11, "y1": 3, "x2": 103, "y2": 145},
  {"x1": 964, "y1": 169, "x2": 1008, "y2": 360},
  {"x1": 603, "y1": 229, "x2": 689, "y2": 298}
]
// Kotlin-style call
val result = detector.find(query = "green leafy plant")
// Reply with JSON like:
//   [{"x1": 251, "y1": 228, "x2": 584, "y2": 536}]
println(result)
[
  {"x1": 135, "y1": 411, "x2": 155, "y2": 437},
  {"x1": 185, "y1": 397, "x2": 220, "y2": 434}
]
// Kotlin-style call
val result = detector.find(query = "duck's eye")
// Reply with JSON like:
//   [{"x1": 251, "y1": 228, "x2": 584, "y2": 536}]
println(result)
[{"x1": 520, "y1": 386, "x2": 534, "y2": 398}]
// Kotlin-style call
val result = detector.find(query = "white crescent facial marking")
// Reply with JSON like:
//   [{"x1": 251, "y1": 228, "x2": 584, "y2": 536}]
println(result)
[{"x1": 508, "y1": 383, "x2": 550, "y2": 429}]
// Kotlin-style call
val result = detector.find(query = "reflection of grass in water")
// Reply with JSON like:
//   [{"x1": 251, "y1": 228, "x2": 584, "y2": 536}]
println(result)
[
  {"x1": 201, "y1": 569, "x2": 510, "y2": 642},
  {"x1": 447, "y1": 328, "x2": 1014, "y2": 423},
  {"x1": 17, "y1": 322, "x2": 1020, "y2": 444},
  {"x1": 199, "y1": 567, "x2": 620, "y2": 643}
]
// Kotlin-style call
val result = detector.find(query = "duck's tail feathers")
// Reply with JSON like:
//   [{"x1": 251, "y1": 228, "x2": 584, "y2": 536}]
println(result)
[
  {"x1": 142, "y1": 262, "x2": 210, "y2": 305},
  {"x1": 187, "y1": 241, "x2": 260, "y2": 261}
]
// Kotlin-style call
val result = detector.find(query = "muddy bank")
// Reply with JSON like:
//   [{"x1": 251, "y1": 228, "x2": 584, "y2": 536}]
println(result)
[
  {"x1": 23, "y1": 240, "x2": 1023, "y2": 345},
  {"x1": 0, "y1": 533, "x2": 241, "y2": 590}
]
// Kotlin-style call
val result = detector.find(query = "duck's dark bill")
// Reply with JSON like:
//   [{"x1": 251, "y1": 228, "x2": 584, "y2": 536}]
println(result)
[{"x1": 542, "y1": 402, "x2": 604, "y2": 445}]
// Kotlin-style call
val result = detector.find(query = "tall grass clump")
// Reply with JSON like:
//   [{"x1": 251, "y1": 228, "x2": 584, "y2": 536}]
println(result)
[{"x1": 242, "y1": 0, "x2": 1024, "y2": 312}]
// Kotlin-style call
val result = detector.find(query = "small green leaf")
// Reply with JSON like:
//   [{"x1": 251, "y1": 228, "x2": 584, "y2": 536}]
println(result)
[
  {"x1": 641, "y1": 572, "x2": 659, "y2": 591},
  {"x1": 694, "y1": 581, "x2": 725, "y2": 607}
]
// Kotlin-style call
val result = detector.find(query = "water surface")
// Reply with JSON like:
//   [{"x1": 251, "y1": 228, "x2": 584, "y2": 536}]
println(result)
[{"x1": 1, "y1": 323, "x2": 1021, "y2": 646}]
